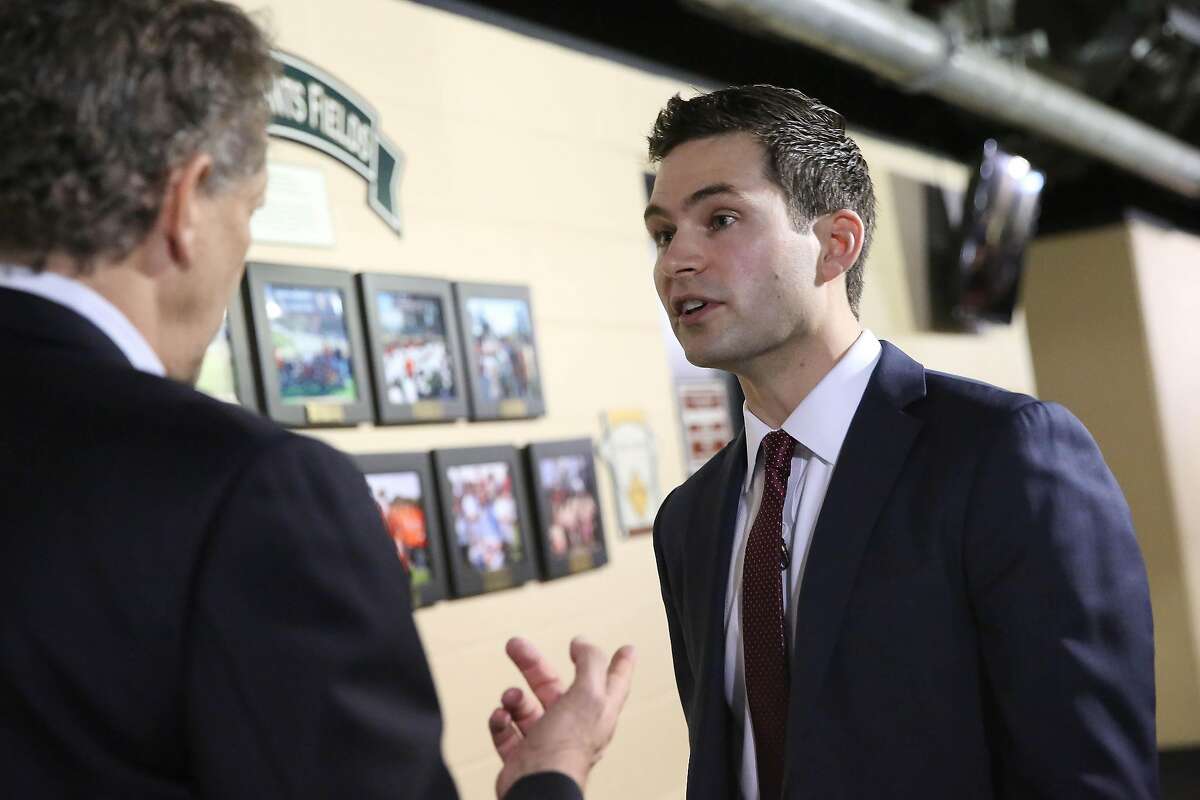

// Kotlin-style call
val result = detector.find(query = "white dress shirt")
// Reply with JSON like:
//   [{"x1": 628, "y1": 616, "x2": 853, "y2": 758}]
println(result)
[
  {"x1": 725, "y1": 330, "x2": 882, "y2": 800},
  {"x1": 0, "y1": 263, "x2": 165, "y2": 376}
]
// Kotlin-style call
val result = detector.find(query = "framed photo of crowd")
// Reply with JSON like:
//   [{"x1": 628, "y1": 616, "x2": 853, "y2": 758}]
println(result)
[
  {"x1": 358, "y1": 274, "x2": 469, "y2": 424},
  {"x1": 356, "y1": 451, "x2": 450, "y2": 609},
  {"x1": 243, "y1": 262, "x2": 374, "y2": 427},
  {"x1": 195, "y1": 289, "x2": 259, "y2": 410},
  {"x1": 431, "y1": 445, "x2": 537, "y2": 597},
  {"x1": 524, "y1": 439, "x2": 608, "y2": 579},
  {"x1": 453, "y1": 282, "x2": 546, "y2": 420}
]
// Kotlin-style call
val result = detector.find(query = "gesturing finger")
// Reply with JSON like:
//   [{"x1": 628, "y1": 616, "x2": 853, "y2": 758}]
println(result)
[
  {"x1": 488, "y1": 706, "x2": 522, "y2": 761},
  {"x1": 568, "y1": 636, "x2": 609, "y2": 696},
  {"x1": 605, "y1": 644, "x2": 637, "y2": 712},
  {"x1": 506, "y1": 636, "x2": 565, "y2": 710},
  {"x1": 500, "y1": 686, "x2": 544, "y2": 735}
]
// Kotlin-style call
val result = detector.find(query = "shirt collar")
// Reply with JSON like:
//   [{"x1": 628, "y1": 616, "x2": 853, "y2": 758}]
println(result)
[
  {"x1": 0, "y1": 264, "x2": 166, "y2": 376},
  {"x1": 742, "y1": 329, "x2": 882, "y2": 489}
]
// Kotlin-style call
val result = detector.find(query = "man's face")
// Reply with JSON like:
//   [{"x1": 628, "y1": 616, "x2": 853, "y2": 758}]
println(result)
[
  {"x1": 162, "y1": 162, "x2": 267, "y2": 384},
  {"x1": 645, "y1": 133, "x2": 824, "y2": 373}
]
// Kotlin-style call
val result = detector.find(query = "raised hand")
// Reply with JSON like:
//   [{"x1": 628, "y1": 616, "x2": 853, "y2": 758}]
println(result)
[{"x1": 488, "y1": 636, "x2": 636, "y2": 798}]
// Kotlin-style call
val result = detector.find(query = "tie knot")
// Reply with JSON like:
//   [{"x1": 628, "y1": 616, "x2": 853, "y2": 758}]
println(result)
[{"x1": 760, "y1": 429, "x2": 796, "y2": 474}]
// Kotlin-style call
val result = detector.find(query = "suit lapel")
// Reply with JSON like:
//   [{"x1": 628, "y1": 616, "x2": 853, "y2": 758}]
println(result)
[
  {"x1": 683, "y1": 431, "x2": 746, "y2": 795},
  {"x1": 786, "y1": 342, "x2": 926, "y2": 740}
]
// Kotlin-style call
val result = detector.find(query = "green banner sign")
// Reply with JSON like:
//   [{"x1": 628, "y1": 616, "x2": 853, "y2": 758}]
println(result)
[{"x1": 266, "y1": 51, "x2": 404, "y2": 234}]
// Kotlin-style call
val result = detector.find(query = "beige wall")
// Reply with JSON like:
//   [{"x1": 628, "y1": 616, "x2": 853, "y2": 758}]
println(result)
[
  {"x1": 1129, "y1": 221, "x2": 1200, "y2": 709},
  {"x1": 1025, "y1": 219, "x2": 1200, "y2": 746},
  {"x1": 241, "y1": 5, "x2": 695, "y2": 797},
  {"x1": 236, "y1": 1, "x2": 1041, "y2": 796}
]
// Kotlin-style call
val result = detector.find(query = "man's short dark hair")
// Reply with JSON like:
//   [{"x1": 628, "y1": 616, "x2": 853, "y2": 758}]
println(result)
[
  {"x1": 648, "y1": 85, "x2": 877, "y2": 319},
  {"x1": 0, "y1": 0, "x2": 277, "y2": 273}
]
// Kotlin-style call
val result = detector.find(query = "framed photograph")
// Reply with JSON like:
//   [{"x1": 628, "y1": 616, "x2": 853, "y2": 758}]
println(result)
[
  {"x1": 677, "y1": 379, "x2": 736, "y2": 475},
  {"x1": 431, "y1": 445, "x2": 537, "y2": 597},
  {"x1": 195, "y1": 285, "x2": 258, "y2": 411},
  {"x1": 598, "y1": 409, "x2": 661, "y2": 537},
  {"x1": 355, "y1": 452, "x2": 449, "y2": 609},
  {"x1": 358, "y1": 273, "x2": 468, "y2": 424},
  {"x1": 524, "y1": 438, "x2": 609, "y2": 580},
  {"x1": 243, "y1": 262, "x2": 374, "y2": 427},
  {"x1": 453, "y1": 282, "x2": 546, "y2": 420}
]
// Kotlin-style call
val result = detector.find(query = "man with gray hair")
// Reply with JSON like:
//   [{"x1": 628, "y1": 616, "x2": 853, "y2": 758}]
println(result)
[{"x1": 0, "y1": 2, "x2": 632, "y2": 798}]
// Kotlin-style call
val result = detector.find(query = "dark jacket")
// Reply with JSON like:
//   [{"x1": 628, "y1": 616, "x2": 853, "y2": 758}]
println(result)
[
  {"x1": 0, "y1": 287, "x2": 577, "y2": 800},
  {"x1": 653, "y1": 340, "x2": 1158, "y2": 799}
]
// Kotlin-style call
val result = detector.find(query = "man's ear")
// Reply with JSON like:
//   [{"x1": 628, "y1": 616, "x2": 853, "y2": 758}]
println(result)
[
  {"x1": 154, "y1": 152, "x2": 214, "y2": 275},
  {"x1": 815, "y1": 209, "x2": 865, "y2": 283}
]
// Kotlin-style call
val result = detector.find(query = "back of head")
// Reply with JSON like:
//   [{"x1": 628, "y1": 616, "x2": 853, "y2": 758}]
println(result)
[
  {"x1": 0, "y1": 0, "x2": 276, "y2": 273},
  {"x1": 647, "y1": 85, "x2": 877, "y2": 318}
]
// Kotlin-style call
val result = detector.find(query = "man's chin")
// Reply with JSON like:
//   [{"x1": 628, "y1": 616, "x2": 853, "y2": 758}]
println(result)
[
  {"x1": 681, "y1": 344, "x2": 735, "y2": 372},
  {"x1": 677, "y1": 324, "x2": 737, "y2": 370}
]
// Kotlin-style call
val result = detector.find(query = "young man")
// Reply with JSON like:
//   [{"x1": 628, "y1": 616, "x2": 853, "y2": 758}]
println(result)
[
  {"x1": 0, "y1": 2, "x2": 632, "y2": 798},
  {"x1": 644, "y1": 86, "x2": 1157, "y2": 798}
]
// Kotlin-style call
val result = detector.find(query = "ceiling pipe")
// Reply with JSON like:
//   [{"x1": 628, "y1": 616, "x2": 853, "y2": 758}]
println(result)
[{"x1": 687, "y1": 0, "x2": 1200, "y2": 199}]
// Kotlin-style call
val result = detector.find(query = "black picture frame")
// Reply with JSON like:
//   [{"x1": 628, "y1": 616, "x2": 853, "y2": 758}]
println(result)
[
  {"x1": 524, "y1": 438, "x2": 609, "y2": 580},
  {"x1": 195, "y1": 281, "x2": 259, "y2": 411},
  {"x1": 453, "y1": 282, "x2": 546, "y2": 420},
  {"x1": 431, "y1": 445, "x2": 537, "y2": 597},
  {"x1": 243, "y1": 262, "x2": 374, "y2": 427},
  {"x1": 358, "y1": 273, "x2": 469, "y2": 424},
  {"x1": 355, "y1": 451, "x2": 450, "y2": 609}
]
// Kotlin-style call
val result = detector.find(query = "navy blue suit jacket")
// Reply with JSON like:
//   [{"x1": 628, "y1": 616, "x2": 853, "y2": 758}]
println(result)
[
  {"x1": 653, "y1": 341, "x2": 1158, "y2": 798},
  {"x1": 0, "y1": 288, "x2": 578, "y2": 800}
]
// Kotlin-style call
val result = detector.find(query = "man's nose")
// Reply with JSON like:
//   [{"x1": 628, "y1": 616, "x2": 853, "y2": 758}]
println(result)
[{"x1": 660, "y1": 229, "x2": 704, "y2": 277}]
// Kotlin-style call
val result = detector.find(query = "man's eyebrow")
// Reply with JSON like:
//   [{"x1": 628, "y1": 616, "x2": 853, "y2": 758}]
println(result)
[{"x1": 643, "y1": 182, "x2": 745, "y2": 222}]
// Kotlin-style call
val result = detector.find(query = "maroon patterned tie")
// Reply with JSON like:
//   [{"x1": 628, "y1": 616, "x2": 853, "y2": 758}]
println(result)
[{"x1": 743, "y1": 429, "x2": 796, "y2": 800}]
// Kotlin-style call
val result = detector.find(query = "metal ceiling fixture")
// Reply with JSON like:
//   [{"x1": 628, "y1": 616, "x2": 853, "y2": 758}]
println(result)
[{"x1": 687, "y1": 0, "x2": 1200, "y2": 198}]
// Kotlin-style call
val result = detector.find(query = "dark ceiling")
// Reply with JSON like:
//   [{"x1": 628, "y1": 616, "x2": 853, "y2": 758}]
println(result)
[{"x1": 415, "y1": 0, "x2": 1200, "y2": 235}]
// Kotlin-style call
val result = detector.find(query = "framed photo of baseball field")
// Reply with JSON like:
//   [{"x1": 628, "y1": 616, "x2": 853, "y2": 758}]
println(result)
[
  {"x1": 524, "y1": 438, "x2": 609, "y2": 580},
  {"x1": 358, "y1": 273, "x2": 468, "y2": 424},
  {"x1": 355, "y1": 451, "x2": 449, "y2": 609},
  {"x1": 195, "y1": 287, "x2": 259, "y2": 411},
  {"x1": 431, "y1": 445, "x2": 537, "y2": 597},
  {"x1": 453, "y1": 282, "x2": 546, "y2": 420},
  {"x1": 243, "y1": 262, "x2": 374, "y2": 427}
]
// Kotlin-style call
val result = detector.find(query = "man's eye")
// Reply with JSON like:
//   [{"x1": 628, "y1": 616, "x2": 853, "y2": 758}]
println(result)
[
  {"x1": 652, "y1": 229, "x2": 675, "y2": 247},
  {"x1": 711, "y1": 214, "x2": 736, "y2": 230}
]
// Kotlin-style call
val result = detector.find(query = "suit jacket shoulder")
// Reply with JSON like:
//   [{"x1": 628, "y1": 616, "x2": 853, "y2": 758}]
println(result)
[
  {"x1": 656, "y1": 434, "x2": 744, "y2": 534},
  {"x1": 0, "y1": 300, "x2": 461, "y2": 798}
]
